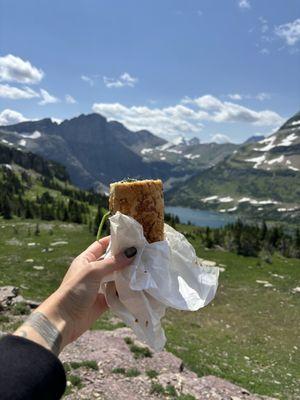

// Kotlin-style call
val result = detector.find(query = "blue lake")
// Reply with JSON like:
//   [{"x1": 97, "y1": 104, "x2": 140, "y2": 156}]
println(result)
[{"x1": 165, "y1": 206, "x2": 236, "y2": 228}]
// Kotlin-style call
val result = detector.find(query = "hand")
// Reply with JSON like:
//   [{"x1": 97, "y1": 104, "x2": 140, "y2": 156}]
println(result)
[{"x1": 14, "y1": 236, "x2": 137, "y2": 355}]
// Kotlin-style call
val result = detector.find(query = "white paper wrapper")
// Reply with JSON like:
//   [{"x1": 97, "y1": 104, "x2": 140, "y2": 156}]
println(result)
[{"x1": 99, "y1": 212, "x2": 219, "y2": 351}]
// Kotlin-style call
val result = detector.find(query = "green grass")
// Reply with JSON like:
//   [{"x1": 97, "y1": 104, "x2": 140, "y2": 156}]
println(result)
[
  {"x1": 111, "y1": 368, "x2": 126, "y2": 375},
  {"x1": 68, "y1": 374, "x2": 83, "y2": 389},
  {"x1": 149, "y1": 382, "x2": 165, "y2": 395},
  {"x1": 128, "y1": 343, "x2": 153, "y2": 359},
  {"x1": 0, "y1": 218, "x2": 299, "y2": 399},
  {"x1": 0, "y1": 315, "x2": 10, "y2": 323},
  {"x1": 124, "y1": 336, "x2": 134, "y2": 345},
  {"x1": 11, "y1": 302, "x2": 30, "y2": 315},
  {"x1": 91, "y1": 312, "x2": 126, "y2": 331},
  {"x1": 0, "y1": 219, "x2": 94, "y2": 301},
  {"x1": 112, "y1": 367, "x2": 126, "y2": 374},
  {"x1": 64, "y1": 360, "x2": 98, "y2": 371},
  {"x1": 164, "y1": 237, "x2": 300, "y2": 400},
  {"x1": 125, "y1": 368, "x2": 141, "y2": 377},
  {"x1": 165, "y1": 384, "x2": 177, "y2": 396},
  {"x1": 146, "y1": 369, "x2": 159, "y2": 379}
]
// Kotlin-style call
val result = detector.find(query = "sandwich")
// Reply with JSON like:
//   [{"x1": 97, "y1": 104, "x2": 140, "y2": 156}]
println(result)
[{"x1": 109, "y1": 179, "x2": 164, "y2": 243}]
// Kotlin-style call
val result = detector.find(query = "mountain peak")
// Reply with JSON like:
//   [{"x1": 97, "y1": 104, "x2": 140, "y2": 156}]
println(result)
[{"x1": 244, "y1": 135, "x2": 265, "y2": 144}]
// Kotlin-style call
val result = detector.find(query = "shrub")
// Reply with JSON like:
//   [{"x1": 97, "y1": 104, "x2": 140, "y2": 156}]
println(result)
[{"x1": 146, "y1": 369, "x2": 159, "y2": 379}]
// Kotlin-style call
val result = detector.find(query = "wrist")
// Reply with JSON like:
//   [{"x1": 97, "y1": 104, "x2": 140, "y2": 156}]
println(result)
[
  {"x1": 14, "y1": 289, "x2": 73, "y2": 355},
  {"x1": 37, "y1": 289, "x2": 74, "y2": 349}
]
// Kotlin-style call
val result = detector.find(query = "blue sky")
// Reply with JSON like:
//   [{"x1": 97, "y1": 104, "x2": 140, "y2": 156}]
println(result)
[{"x1": 0, "y1": 0, "x2": 299, "y2": 143}]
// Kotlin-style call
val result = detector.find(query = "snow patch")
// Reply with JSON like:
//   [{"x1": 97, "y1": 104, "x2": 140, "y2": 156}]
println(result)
[
  {"x1": 277, "y1": 133, "x2": 297, "y2": 147},
  {"x1": 20, "y1": 130, "x2": 41, "y2": 139},
  {"x1": 0, "y1": 163, "x2": 12, "y2": 170},
  {"x1": 19, "y1": 139, "x2": 26, "y2": 147},
  {"x1": 238, "y1": 197, "x2": 251, "y2": 203},
  {"x1": 255, "y1": 136, "x2": 276, "y2": 151},
  {"x1": 166, "y1": 148, "x2": 183, "y2": 154},
  {"x1": 158, "y1": 142, "x2": 173, "y2": 151},
  {"x1": 258, "y1": 199, "x2": 278, "y2": 205},
  {"x1": 267, "y1": 155, "x2": 284, "y2": 165},
  {"x1": 289, "y1": 120, "x2": 300, "y2": 127},
  {"x1": 227, "y1": 206, "x2": 237, "y2": 212},
  {"x1": 1, "y1": 139, "x2": 13, "y2": 146},
  {"x1": 140, "y1": 148, "x2": 153, "y2": 155},
  {"x1": 201, "y1": 195, "x2": 218, "y2": 202},
  {"x1": 245, "y1": 154, "x2": 266, "y2": 168},
  {"x1": 289, "y1": 166, "x2": 299, "y2": 171},
  {"x1": 184, "y1": 153, "x2": 200, "y2": 160},
  {"x1": 219, "y1": 196, "x2": 234, "y2": 203}
]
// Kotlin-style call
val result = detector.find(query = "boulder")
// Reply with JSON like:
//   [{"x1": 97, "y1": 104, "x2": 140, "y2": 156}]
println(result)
[{"x1": 0, "y1": 286, "x2": 19, "y2": 308}]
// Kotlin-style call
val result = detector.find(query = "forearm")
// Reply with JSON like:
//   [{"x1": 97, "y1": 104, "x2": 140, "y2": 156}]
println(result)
[{"x1": 14, "y1": 289, "x2": 71, "y2": 356}]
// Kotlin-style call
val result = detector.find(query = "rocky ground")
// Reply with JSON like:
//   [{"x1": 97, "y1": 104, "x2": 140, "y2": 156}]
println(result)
[
  {"x1": 0, "y1": 285, "x2": 278, "y2": 400},
  {"x1": 60, "y1": 328, "x2": 277, "y2": 400}
]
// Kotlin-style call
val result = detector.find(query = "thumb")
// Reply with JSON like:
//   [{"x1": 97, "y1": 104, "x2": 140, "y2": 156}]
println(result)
[{"x1": 90, "y1": 247, "x2": 137, "y2": 279}]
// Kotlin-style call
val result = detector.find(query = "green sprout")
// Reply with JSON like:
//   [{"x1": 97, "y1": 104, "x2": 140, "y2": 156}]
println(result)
[{"x1": 96, "y1": 211, "x2": 111, "y2": 240}]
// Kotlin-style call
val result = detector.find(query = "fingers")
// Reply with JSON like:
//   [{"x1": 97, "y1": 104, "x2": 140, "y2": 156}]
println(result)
[
  {"x1": 90, "y1": 247, "x2": 137, "y2": 279},
  {"x1": 80, "y1": 236, "x2": 110, "y2": 262}
]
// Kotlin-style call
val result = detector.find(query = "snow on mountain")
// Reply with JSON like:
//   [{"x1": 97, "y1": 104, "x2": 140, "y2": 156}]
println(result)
[
  {"x1": 20, "y1": 130, "x2": 42, "y2": 139},
  {"x1": 172, "y1": 136, "x2": 187, "y2": 146}
]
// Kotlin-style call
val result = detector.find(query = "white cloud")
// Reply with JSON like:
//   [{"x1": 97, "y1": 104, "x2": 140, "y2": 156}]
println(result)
[
  {"x1": 238, "y1": 0, "x2": 251, "y2": 9},
  {"x1": 81, "y1": 75, "x2": 94, "y2": 86},
  {"x1": 39, "y1": 89, "x2": 59, "y2": 105},
  {"x1": 92, "y1": 102, "x2": 203, "y2": 137},
  {"x1": 0, "y1": 109, "x2": 28, "y2": 125},
  {"x1": 210, "y1": 133, "x2": 231, "y2": 144},
  {"x1": 0, "y1": 84, "x2": 39, "y2": 100},
  {"x1": 65, "y1": 94, "x2": 77, "y2": 104},
  {"x1": 259, "y1": 17, "x2": 269, "y2": 33},
  {"x1": 256, "y1": 92, "x2": 271, "y2": 101},
  {"x1": 228, "y1": 92, "x2": 271, "y2": 101},
  {"x1": 103, "y1": 72, "x2": 138, "y2": 88},
  {"x1": 260, "y1": 47, "x2": 270, "y2": 55},
  {"x1": 92, "y1": 94, "x2": 283, "y2": 138},
  {"x1": 228, "y1": 93, "x2": 242, "y2": 101},
  {"x1": 275, "y1": 18, "x2": 300, "y2": 46},
  {"x1": 190, "y1": 95, "x2": 282, "y2": 125},
  {"x1": 0, "y1": 54, "x2": 44, "y2": 84}
]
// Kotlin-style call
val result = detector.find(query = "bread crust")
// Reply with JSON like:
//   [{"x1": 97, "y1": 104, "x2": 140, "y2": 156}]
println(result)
[{"x1": 109, "y1": 179, "x2": 164, "y2": 243}]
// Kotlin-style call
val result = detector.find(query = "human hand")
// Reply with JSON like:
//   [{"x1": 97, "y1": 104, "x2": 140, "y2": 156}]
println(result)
[{"x1": 14, "y1": 236, "x2": 136, "y2": 355}]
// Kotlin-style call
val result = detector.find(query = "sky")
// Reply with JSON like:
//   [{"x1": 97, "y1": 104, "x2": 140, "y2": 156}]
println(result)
[{"x1": 0, "y1": 0, "x2": 299, "y2": 143}]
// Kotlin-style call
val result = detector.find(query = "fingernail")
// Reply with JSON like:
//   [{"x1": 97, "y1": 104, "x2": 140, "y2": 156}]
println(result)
[{"x1": 124, "y1": 247, "x2": 137, "y2": 258}]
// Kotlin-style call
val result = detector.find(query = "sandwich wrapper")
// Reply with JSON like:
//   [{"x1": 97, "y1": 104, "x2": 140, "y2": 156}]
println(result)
[{"x1": 99, "y1": 212, "x2": 219, "y2": 351}]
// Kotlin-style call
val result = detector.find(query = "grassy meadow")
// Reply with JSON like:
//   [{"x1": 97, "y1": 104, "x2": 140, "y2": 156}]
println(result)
[{"x1": 0, "y1": 219, "x2": 299, "y2": 399}]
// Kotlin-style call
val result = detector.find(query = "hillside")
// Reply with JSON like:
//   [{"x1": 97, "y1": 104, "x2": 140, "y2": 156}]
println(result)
[
  {"x1": 0, "y1": 113, "x2": 238, "y2": 191},
  {"x1": 0, "y1": 141, "x2": 106, "y2": 224},
  {"x1": 139, "y1": 138, "x2": 238, "y2": 190},
  {"x1": 166, "y1": 111, "x2": 300, "y2": 224}
]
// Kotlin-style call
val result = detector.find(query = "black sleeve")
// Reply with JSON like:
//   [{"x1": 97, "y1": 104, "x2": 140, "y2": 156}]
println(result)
[{"x1": 0, "y1": 334, "x2": 66, "y2": 400}]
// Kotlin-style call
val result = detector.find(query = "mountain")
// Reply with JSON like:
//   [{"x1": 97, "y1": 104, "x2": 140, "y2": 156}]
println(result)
[
  {"x1": 0, "y1": 114, "x2": 172, "y2": 189},
  {"x1": 0, "y1": 113, "x2": 238, "y2": 191},
  {"x1": 139, "y1": 138, "x2": 238, "y2": 171},
  {"x1": 166, "y1": 111, "x2": 300, "y2": 224},
  {"x1": 244, "y1": 135, "x2": 265, "y2": 144}
]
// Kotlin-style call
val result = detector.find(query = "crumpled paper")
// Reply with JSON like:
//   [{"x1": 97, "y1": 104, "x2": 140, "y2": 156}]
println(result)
[{"x1": 99, "y1": 212, "x2": 219, "y2": 351}]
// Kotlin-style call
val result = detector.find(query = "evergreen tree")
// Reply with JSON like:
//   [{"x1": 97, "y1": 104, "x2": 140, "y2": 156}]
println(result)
[{"x1": 2, "y1": 197, "x2": 12, "y2": 219}]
